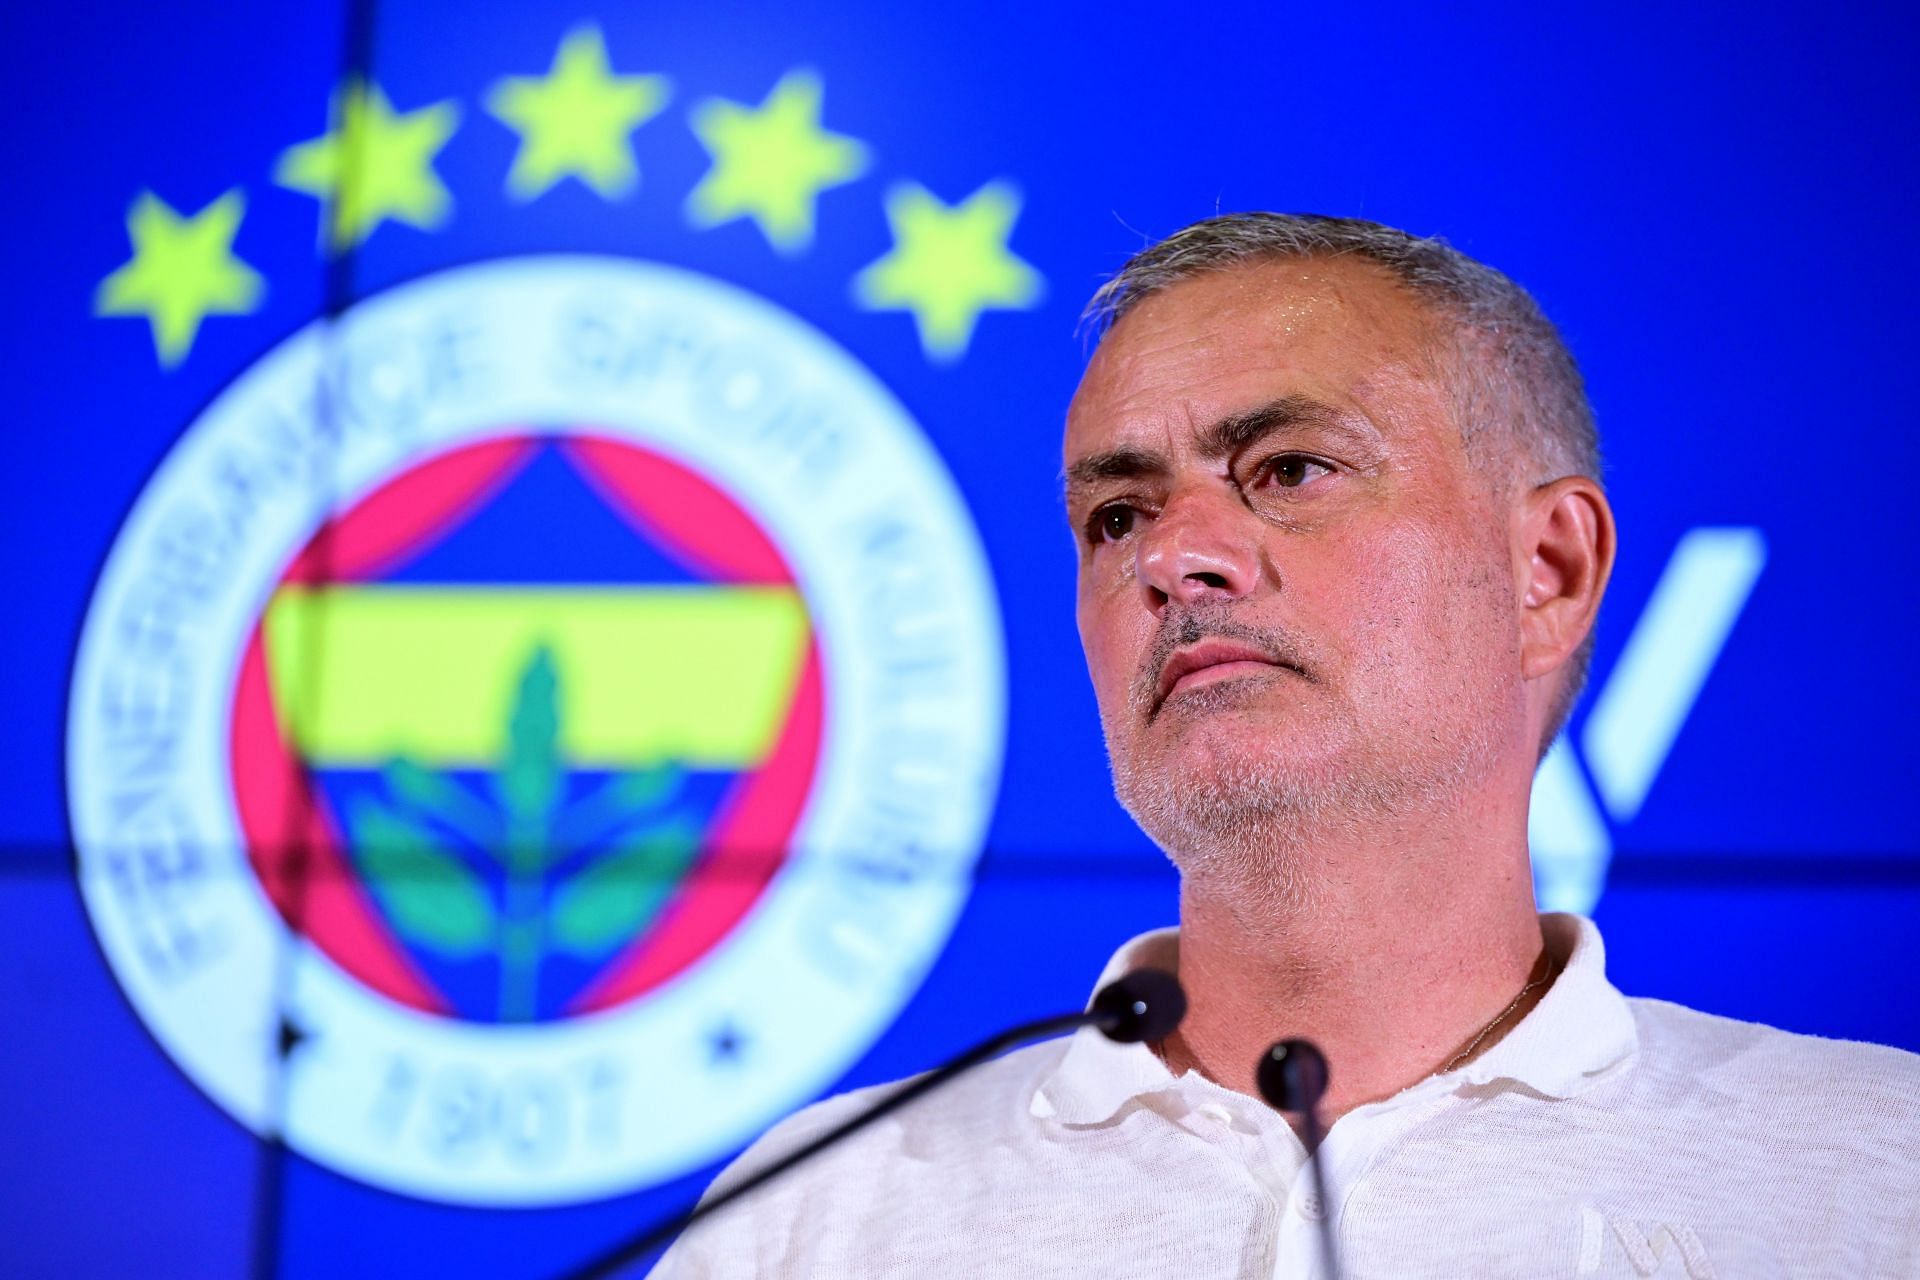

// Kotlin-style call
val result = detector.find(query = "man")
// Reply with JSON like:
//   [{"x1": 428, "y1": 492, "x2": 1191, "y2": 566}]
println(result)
[{"x1": 656, "y1": 214, "x2": 1918, "y2": 1277}]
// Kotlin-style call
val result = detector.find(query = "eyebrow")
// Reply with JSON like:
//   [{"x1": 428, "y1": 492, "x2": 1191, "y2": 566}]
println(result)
[{"x1": 1062, "y1": 395, "x2": 1367, "y2": 497}]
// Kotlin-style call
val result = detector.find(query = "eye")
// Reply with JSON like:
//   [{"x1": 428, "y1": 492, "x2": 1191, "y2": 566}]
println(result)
[
  {"x1": 1087, "y1": 503, "x2": 1139, "y2": 545},
  {"x1": 1257, "y1": 454, "x2": 1335, "y2": 489}
]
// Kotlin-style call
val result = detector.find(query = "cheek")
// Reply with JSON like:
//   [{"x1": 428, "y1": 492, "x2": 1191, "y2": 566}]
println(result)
[
  {"x1": 1308, "y1": 519, "x2": 1502, "y2": 665},
  {"x1": 1077, "y1": 588, "x2": 1147, "y2": 702}
]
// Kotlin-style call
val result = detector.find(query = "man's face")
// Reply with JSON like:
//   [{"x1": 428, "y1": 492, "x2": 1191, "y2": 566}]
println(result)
[{"x1": 1063, "y1": 258, "x2": 1530, "y2": 862}]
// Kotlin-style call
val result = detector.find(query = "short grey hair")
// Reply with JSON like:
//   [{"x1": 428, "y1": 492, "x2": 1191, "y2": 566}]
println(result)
[
  {"x1": 1084, "y1": 212, "x2": 1601, "y2": 489},
  {"x1": 1084, "y1": 212, "x2": 1603, "y2": 751}
]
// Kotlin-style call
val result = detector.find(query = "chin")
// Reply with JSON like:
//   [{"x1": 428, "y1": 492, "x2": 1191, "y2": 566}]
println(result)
[
  {"x1": 1110, "y1": 743, "x2": 1336, "y2": 914},
  {"x1": 1153, "y1": 693, "x2": 1342, "y2": 775},
  {"x1": 1112, "y1": 718, "x2": 1355, "y2": 841},
  {"x1": 1109, "y1": 703, "x2": 1484, "y2": 855}
]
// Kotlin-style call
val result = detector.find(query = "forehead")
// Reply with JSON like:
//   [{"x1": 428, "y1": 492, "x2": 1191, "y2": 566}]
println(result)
[{"x1": 1064, "y1": 256, "x2": 1451, "y2": 460}]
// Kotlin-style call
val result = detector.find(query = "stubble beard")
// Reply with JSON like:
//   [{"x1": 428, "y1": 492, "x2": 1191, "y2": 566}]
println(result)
[{"x1": 1103, "y1": 606, "x2": 1510, "y2": 919}]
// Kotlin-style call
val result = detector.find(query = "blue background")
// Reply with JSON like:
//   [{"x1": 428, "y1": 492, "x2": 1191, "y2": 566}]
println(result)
[{"x1": 3, "y1": 2, "x2": 1917, "y2": 1276}]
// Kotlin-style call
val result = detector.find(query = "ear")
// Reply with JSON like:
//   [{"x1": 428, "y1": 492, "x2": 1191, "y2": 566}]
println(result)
[{"x1": 1516, "y1": 476, "x2": 1615, "y2": 681}]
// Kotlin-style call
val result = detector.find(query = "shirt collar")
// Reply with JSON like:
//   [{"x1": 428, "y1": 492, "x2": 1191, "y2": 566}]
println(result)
[
  {"x1": 1030, "y1": 928, "x2": 1185, "y2": 1125},
  {"x1": 1447, "y1": 912, "x2": 1638, "y2": 1099},
  {"x1": 1031, "y1": 912, "x2": 1638, "y2": 1125}
]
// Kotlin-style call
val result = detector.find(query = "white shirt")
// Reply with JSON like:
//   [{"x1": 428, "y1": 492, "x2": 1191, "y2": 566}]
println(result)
[{"x1": 653, "y1": 915, "x2": 1920, "y2": 1278}]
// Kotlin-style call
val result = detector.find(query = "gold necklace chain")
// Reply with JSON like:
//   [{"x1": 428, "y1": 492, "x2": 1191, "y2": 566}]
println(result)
[{"x1": 1437, "y1": 951, "x2": 1557, "y2": 1075}]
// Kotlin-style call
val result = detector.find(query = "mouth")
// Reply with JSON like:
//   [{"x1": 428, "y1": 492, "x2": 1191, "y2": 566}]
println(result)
[{"x1": 1152, "y1": 639, "x2": 1296, "y2": 715}]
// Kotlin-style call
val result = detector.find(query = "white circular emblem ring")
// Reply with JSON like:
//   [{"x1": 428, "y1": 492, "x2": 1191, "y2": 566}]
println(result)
[{"x1": 67, "y1": 255, "x2": 1006, "y2": 1205}]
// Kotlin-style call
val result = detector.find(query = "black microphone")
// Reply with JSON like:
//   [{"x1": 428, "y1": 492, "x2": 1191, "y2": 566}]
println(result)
[
  {"x1": 559, "y1": 969, "x2": 1187, "y2": 1280},
  {"x1": 1256, "y1": 1038, "x2": 1342, "y2": 1279}
]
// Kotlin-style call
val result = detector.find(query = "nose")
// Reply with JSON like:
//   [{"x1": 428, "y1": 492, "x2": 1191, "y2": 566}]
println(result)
[{"x1": 1135, "y1": 487, "x2": 1260, "y2": 612}]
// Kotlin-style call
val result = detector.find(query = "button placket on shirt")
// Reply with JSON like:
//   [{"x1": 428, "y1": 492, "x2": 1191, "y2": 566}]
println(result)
[
  {"x1": 1161, "y1": 1091, "x2": 1290, "y2": 1279},
  {"x1": 1255, "y1": 1079, "x2": 1470, "y2": 1277},
  {"x1": 1310, "y1": 1081, "x2": 1475, "y2": 1276},
  {"x1": 1225, "y1": 1117, "x2": 1322, "y2": 1280}
]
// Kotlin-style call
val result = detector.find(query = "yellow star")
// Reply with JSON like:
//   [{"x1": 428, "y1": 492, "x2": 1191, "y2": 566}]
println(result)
[
  {"x1": 486, "y1": 24, "x2": 670, "y2": 201},
  {"x1": 853, "y1": 180, "x2": 1043, "y2": 362},
  {"x1": 275, "y1": 80, "x2": 460, "y2": 251},
  {"x1": 686, "y1": 69, "x2": 868, "y2": 254},
  {"x1": 94, "y1": 189, "x2": 265, "y2": 368}
]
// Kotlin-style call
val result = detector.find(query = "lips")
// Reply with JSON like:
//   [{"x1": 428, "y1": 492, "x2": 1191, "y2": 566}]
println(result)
[{"x1": 1153, "y1": 638, "x2": 1292, "y2": 712}]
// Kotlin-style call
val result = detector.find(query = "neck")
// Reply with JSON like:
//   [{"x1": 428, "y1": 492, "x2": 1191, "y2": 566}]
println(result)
[{"x1": 1158, "y1": 800, "x2": 1548, "y2": 1128}]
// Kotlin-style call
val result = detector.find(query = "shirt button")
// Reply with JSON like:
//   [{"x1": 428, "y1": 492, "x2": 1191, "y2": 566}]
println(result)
[{"x1": 1296, "y1": 1191, "x2": 1325, "y2": 1220}]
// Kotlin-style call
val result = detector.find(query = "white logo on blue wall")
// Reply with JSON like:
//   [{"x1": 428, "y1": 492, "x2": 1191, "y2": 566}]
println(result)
[
  {"x1": 68, "y1": 256, "x2": 1007, "y2": 1206},
  {"x1": 1529, "y1": 527, "x2": 1768, "y2": 912}
]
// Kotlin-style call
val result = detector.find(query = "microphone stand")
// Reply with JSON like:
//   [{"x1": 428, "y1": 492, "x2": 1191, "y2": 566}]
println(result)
[
  {"x1": 560, "y1": 971, "x2": 1185, "y2": 1280},
  {"x1": 1257, "y1": 1038, "x2": 1342, "y2": 1280}
]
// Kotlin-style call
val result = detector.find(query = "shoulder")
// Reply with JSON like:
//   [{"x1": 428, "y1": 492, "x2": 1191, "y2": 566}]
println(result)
[
  {"x1": 651, "y1": 1036, "x2": 1075, "y2": 1276},
  {"x1": 1627, "y1": 996, "x2": 1920, "y2": 1097},
  {"x1": 1623, "y1": 996, "x2": 1920, "y2": 1158},
  {"x1": 725, "y1": 1032, "x2": 1074, "y2": 1176}
]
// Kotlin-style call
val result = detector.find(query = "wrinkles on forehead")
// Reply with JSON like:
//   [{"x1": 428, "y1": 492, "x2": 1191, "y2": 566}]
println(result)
[{"x1": 1062, "y1": 259, "x2": 1467, "y2": 492}]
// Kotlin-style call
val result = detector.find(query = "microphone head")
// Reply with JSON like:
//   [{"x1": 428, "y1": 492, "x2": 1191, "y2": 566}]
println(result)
[
  {"x1": 1256, "y1": 1038, "x2": 1330, "y2": 1112},
  {"x1": 1091, "y1": 969, "x2": 1187, "y2": 1043}
]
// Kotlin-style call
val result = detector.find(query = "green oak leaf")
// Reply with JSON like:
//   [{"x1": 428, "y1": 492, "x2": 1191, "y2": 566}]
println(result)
[
  {"x1": 349, "y1": 796, "x2": 497, "y2": 957},
  {"x1": 548, "y1": 819, "x2": 701, "y2": 957},
  {"x1": 495, "y1": 646, "x2": 563, "y2": 834},
  {"x1": 552, "y1": 763, "x2": 688, "y2": 849},
  {"x1": 384, "y1": 758, "x2": 494, "y2": 843}
]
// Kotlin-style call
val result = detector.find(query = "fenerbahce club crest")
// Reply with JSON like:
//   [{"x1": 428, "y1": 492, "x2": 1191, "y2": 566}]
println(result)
[{"x1": 67, "y1": 256, "x2": 1006, "y2": 1205}]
